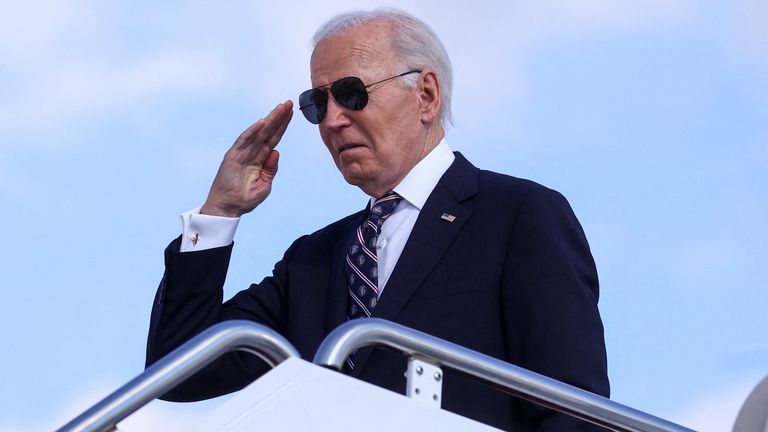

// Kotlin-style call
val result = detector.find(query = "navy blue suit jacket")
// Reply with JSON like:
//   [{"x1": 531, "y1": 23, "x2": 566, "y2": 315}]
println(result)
[{"x1": 147, "y1": 153, "x2": 609, "y2": 431}]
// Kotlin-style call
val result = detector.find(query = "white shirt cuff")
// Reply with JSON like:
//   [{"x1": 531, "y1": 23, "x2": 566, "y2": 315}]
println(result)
[{"x1": 179, "y1": 207, "x2": 240, "y2": 252}]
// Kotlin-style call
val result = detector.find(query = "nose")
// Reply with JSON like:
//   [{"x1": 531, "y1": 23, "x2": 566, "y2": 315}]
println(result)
[{"x1": 321, "y1": 94, "x2": 352, "y2": 132}]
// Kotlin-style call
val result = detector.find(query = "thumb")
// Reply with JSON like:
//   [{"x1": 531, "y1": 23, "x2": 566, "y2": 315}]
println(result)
[{"x1": 261, "y1": 149, "x2": 280, "y2": 182}]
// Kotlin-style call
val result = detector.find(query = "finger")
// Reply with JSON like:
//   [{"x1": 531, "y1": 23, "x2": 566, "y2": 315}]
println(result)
[
  {"x1": 232, "y1": 100, "x2": 288, "y2": 147},
  {"x1": 232, "y1": 118, "x2": 266, "y2": 151},
  {"x1": 234, "y1": 100, "x2": 291, "y2": 152},
  {"x1": 265, "y1": 107, "x2": 293, "y2": 149},
  {"x1": 257, "y1": 100, "x2": 293, "y2": 142},
  {"x1": 261, "y1": 149, "x2": 280, "y2": 182}
]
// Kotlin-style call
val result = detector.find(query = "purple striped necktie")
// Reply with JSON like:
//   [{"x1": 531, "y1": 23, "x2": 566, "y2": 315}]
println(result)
[{"x1": 344, "y1": 192, "x2": 402, "y2": 369}]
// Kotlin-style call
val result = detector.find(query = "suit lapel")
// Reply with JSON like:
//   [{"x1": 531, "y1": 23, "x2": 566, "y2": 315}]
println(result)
[{"x1": 351, "y1": 153, "x2": 479, "y2": 375}]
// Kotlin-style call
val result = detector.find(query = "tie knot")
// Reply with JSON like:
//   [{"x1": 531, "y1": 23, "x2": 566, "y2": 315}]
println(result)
[{"x1": 368, "y1": 192, "x2": 401, "y2": 224}]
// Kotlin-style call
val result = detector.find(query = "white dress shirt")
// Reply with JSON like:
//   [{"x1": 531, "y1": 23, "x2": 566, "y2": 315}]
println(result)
[{"x1": 179, "y1": 139, "x2": 455, "y2": 296}]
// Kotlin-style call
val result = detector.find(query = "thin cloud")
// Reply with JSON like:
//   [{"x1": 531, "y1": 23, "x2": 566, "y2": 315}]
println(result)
[
  {"x1": 0, "y1": 2, "x2": 228, "y2": 150},
  {"x1": 0, "y1": 0, "x2": 704, "y2": 149},
  {"x1": 520, "y1": 0, "x2": 695, "y2": 33},
  {"x1": 10, "y1": 379, "x2": 230, "y2": 432},
  {"x1": 727, "y1": 0, "x2": 768, "y2": 83},
  {"x1": 0, "y1": 0, "x2": 89, "y2": 66},
  {"x1": 5, "y1": 379, "x2": 121, "y2": 432},
  {"x1": 1, "y1": 49, "x2": 226, "y2": 144},
  {"x1": 669, "y1": 376, "x2": 763, "y2": 432}
]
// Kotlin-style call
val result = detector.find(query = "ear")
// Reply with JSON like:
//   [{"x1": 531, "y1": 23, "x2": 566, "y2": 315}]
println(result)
[{"x1": 418, "y1": 71, "x2": 441, "y2": 125}]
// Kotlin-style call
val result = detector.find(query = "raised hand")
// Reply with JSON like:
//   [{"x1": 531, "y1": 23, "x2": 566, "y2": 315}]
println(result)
[{"x1": 200, "y1": 100, "x2": 294, "y2": 217}]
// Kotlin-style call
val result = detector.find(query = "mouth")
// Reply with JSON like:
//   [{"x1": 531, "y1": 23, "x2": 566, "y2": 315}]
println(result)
[{"x1": 336, "y1": 143, "x2": 366, "y2": 154}]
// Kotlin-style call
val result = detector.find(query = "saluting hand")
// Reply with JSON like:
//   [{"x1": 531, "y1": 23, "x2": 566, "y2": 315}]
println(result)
[{"x1": 201, "y1": 100, "x2": 294, "y2": 217}]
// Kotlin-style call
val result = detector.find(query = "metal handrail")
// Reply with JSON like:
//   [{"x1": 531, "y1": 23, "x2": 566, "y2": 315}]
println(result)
[
  {"x1": 57, "y1": 320, "x2": 300, "y2": 432},
  {"x1": 313, "y1": 318, "x2": 696, "y2": 432}
]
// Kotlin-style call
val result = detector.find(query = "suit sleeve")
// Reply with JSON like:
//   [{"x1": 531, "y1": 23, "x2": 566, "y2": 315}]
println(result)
[
  {"x1": 145, "y1": 235, "x2": 305, "y2": 401},
  {"x1": 501, "y1": 188, "x2": 610, "y2": 431}
]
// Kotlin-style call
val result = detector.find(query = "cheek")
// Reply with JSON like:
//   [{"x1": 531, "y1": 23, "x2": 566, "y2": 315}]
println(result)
[{"x1": 320, "y1": 134, "x2": 340, "y2": 163}]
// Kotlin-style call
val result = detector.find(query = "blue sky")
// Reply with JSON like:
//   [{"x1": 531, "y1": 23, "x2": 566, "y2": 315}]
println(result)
[{"x1": 1, "y1": 1, "x2": 766, "y2": 430}]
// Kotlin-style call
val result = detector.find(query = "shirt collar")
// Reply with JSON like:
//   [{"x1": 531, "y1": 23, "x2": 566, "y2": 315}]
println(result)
[{"x1": 369, "y1": 138, "x2": 455, "y2": 211}]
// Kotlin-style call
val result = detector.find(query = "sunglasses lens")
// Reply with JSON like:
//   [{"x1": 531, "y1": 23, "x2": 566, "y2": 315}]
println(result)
[
  {"x1": 332, "y1": 77, "x2": 368, "y2": 111},
  {"x1": 298, "y1": 76, "x2": 369, "y2": 124},
  {"x1": 299, "y1": 88, "x2": 328, "y2": 124}
]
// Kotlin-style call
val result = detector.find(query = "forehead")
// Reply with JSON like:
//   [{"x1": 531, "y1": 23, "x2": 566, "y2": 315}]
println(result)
[{"x1": 310, "y1": 21, "x2": 396, "y2": 87}]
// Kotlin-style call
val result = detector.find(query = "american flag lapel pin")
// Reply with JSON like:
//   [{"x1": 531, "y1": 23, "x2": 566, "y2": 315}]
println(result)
[{"x1": 440, "y1": 213, "x2": 456, "y2": 222}]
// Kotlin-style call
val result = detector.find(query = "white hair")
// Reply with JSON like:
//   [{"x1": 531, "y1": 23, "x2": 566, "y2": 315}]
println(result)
[{"x1": 312, "y1": 8, "x2": 454, "y2": 127}]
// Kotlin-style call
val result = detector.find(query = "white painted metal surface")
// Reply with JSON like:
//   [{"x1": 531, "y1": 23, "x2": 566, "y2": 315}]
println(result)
[
  {"x1": 406, "y1": 357, "x2": 443, "y2": 407},
  {"x1": 187, "y1": 357, "x2": 501, "y2": 432},
  {"x1": 732, "y1": 376, "x2": 768, "y2": 432}
]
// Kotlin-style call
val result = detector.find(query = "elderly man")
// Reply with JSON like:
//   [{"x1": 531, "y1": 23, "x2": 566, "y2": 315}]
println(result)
[{"x1": 147, "y1": 8, "x2": 609, "y2": 431}]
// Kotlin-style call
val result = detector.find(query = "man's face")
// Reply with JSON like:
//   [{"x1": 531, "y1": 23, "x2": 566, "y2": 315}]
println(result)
[{"x1": 310, "y1": 22, "x2": 429, "y2": 198}]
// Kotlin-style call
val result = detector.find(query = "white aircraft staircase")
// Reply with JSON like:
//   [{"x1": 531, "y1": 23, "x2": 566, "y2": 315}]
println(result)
[{"x1": 55, "y1": 319, "x2": 766, "y2": 432}]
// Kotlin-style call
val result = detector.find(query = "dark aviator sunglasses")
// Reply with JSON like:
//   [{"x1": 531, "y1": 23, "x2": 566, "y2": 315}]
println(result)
[{"x1": 298, "y1": 69, "x2": 422, "y2": 124}]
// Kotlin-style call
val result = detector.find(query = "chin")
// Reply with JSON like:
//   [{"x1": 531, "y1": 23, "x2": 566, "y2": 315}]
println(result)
[
  {"x1": 341, "y1": 170, "x2": 365, "y2": 187},
  {"x1": 340, "y1": 170, "x2": 375, "y2": 194}
]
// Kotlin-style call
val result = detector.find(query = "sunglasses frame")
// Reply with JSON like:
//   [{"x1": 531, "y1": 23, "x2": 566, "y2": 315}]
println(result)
[{"x1": 299, "y1": 69, "x2": 422, "y2": 124}]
